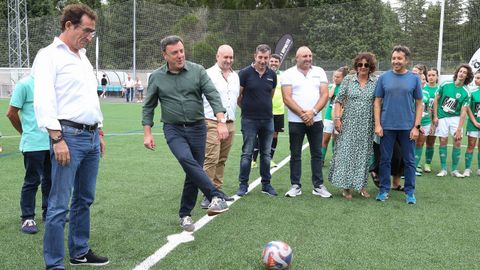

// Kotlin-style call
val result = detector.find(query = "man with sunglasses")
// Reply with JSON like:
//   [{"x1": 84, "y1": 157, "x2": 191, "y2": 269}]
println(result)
[
  {"x1": 33, "y1": 4, "x2": 108, "y2": 269},
  {"x1": 374, "y1": 45, "x2": 423, "y2": 204}
]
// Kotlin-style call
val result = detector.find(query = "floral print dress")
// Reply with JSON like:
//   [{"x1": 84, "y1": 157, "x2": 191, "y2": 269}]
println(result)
[{"x1": 328, "y1": 74, "x2": 377, "y2": 191}]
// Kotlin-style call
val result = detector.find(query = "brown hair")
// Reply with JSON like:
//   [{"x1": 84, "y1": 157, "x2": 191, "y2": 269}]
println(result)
[
  {"x1": 414, "y1": 64, "x2": 428, "y2": 79},
  {"x1": 453, "y1": 64, "x2": 474, "y2": 85},
  {"x1": 427, "y1": 67, "x2": 439, "y2": 83},
  {"x1": 391, "y1": 45, "x2": 411, "y2": 59},
  {"x1": 160, "y1": 35, "x2": 184, "y2": 52},
  {"x1": 353, "y1": 52, "x2": 377, "y2": 74},
  {"x1": 61, "y1": 4, "x2": 96, "y2": 31},
  {"x1": 337, "y1": 66, "x2": 350, "y2": 78}
]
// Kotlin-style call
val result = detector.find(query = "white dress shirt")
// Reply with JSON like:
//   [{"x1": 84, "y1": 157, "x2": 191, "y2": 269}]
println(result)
[
  {"x1": 281, "y1": 65, "x2": 328, "y2": 123},
  {"x1": 124, "y1": 78, "x2": 135, "y2": 88},
  {"x1": 33, "y1": 37, "x2": 103, "y2": 130},
  {"x1": 203, "y1": 64, "x2": 240, "y2": 121}
]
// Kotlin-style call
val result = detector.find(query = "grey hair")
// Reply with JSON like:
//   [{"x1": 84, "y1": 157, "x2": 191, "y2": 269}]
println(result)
[
  {"x1": 255, "y1": 44, "x2": 271, "y2": 54},
  {"x1": 160, "y1": 35, "x2": 183, "y2": 52}
]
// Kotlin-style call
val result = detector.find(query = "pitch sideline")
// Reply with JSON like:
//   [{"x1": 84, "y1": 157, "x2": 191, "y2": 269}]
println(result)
[{"x1": 132, "y1": 143, "x2": 311, "y2": 270}]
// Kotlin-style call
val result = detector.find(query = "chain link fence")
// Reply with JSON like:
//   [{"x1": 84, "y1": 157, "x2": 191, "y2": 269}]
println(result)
[{"x1": 0, "y1": 0, "x2": 478, "y2": 97}]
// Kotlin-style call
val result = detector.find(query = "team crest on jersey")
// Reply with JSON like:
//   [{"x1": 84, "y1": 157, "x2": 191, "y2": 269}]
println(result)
[{"x1": 456, "y1": 93, "x2": 461, "y2": 98}]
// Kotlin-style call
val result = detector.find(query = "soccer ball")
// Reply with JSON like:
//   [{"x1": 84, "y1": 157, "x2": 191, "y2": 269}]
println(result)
[{"x1": 262, "y1": 241, "x2": 293, "y2": 269}]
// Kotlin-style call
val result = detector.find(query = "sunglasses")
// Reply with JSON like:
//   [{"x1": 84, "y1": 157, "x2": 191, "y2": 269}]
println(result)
[
  {"x1": 356, "y1": 63, "x2": 370, "y2": 68},
  {"x1": 76, "y1": 24, "x2": 96, "y2": 38}
]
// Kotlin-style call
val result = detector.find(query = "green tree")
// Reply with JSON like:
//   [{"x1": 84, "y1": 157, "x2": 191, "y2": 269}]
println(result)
[
  {"x1": 462, "y1": 0, "x2": 480, "y2": 62},
  {"x1": 396, "y1": 0, "x2": 430, "y2": 60},
  {"x1": 442, "y1": 0, "x2": 465, "y2": 66},
  {"x1": 27, "y1": 0, "x2": 57, "y2": 18},
  {"x1": 302, "y1": 0, "x2": 400, "y2": 69},
  {"x1": 420, "y1": 2, "x2": 441, "y2": 63}
]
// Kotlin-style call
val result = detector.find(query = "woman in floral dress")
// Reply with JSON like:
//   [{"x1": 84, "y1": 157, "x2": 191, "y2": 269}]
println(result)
[{"x1": 328, "y1": 52, "x2": 378, "y2": 199}]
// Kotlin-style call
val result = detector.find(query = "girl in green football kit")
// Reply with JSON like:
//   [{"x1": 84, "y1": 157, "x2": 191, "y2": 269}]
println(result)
[
  {"x1": 433, "y1": 64, "x2": 474, "y2": 177},
  {"x1": 423, "y1": 68, "x2": 440, "y2": 173},
  {"x1": 412, "y1": 64, "x2": 430, "y2": 176},
  {"x1": 463, "y1": 70, "x2": 480, "y2": 176},
  {"x1": 321, "y1": 67, "x2": 348, "y2": 165}
]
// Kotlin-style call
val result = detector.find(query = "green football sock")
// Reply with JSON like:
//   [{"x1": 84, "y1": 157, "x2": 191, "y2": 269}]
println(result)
[
  {"x1": 465, "y1": 152, "x2": 473, "y2": 170},
  {"x1": 452, "y1": 147, "x2": 461, "y2": 171},
  {"x1": 331, "y1": 140, "x2": 335, "y2": 154},
  {"x1": 425, "y1": 147, "x2": 434, "y2": 164},
  {"x1": 415, "y1": 147, "x2": 423, "y2": 167},
  {"x1": 478, "y1": 152, "x2": 480, "y2": 169},
  {"x1": 321, "y1": 147, "x2": 327, "y2": 162},
  {"x1": 439, "y1": 146, "x2": 447, "y2": 170}
]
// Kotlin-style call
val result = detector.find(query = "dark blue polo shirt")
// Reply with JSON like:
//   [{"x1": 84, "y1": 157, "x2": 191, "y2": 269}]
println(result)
[{"x1": 239, "y1": 65, "x2": 277, "y2": 120}]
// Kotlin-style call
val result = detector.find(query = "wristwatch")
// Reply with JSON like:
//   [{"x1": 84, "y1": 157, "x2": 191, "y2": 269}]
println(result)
[
  {"x1": 51, "y1": 133, "x2": 64, "y2": 144},
  {"x1": 415, "y1": 125, "x2": 421, "y2": 130},
  {"x1": 312, "y1": 108, "x2": 318, "y2": 115}
]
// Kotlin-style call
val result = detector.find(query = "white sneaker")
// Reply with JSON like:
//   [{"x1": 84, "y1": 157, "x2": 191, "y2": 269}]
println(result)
[
  {"x1": 423, "y1": 164, "x2": 431, "y2": 172},
  {"x1": 436, "y1": 170, "x2": 448, "y2": 177},
  {"x1": 312, "y1": 185, "x2": 332, "y2": 198},
  {"x1": 207, "y1": 197, "x2": 229, "y2": 216},
  {"x1": 477, "y1": 169, "x2": 480, "y2": 176},
  {"x1": 463, "y1": 169, "x2": 472, "y2": 177},
  {"x1": 285, "y1": 184, "x2": 302, "y2": 197},
  {"x1": 451, "y1": 170, "x2": 464, "y2": 178},
  {"x1": 179, "y1": 216, "x2": 194, "y2": 232}
]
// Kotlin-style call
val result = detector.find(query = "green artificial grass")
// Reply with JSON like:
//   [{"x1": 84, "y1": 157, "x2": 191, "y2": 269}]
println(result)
[{"x1": 0, "y1": 99, "x2": 479, "y2": 269}]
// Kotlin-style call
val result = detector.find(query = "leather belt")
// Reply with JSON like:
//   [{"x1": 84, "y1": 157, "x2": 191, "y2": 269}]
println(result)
[
  {"x1": 59, "y1": 119, "x2": 98, "y2": 132},
  {"x1": 206, "y1": 119, "x2": 234, "y2": 123},
  {"x1": 172, "y1": 120, "x2": 204, "y2": 128}
]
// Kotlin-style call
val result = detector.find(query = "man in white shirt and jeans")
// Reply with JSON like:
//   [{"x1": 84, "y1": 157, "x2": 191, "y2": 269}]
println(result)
[
  {"x1": 281, "y1": 46, "x2": 332, "y2": 198},
  {"x1": 33, "y1": 4, "x2": 109, "y2": 269},
  {"x1": 200, "y1": 45, "x2": 240, "y2": 208},
  {"x1": 124, "y1": 74, "x2": 135, "y2": 102}
]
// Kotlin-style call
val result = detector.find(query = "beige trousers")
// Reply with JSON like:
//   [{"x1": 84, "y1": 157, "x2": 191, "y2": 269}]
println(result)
[{"x1": 203, "y1": 119, "x2": 235, "y2": 189}]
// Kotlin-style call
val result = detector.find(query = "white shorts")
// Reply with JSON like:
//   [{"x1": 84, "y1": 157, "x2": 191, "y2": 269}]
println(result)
[
  {"x1": 323, "y1": 119, "x2": 334, "y2": 134},
  {"x1": 421, "y1": 124, "x2": 431, "y2": 136},
  {"x1": 435, "y1": 116, "x2": 462, "y2": 137},
  {"x1": 467, "y1": 131, "x2": 480, "y2": 138}
]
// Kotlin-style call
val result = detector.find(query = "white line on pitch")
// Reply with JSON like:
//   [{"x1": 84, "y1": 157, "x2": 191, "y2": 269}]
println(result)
[{"x1": 132, "y1": 143, "x2": 310, "y2": 270}]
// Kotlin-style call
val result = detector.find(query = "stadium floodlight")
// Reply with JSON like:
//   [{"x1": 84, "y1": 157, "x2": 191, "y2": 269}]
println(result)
[
  {"x1": 133, "y1": 0, "x2": 137, "y2": 81},
  {"x1": 7, "y1": 0, "x2": 30, "y2": 68},
  {"x1": 436, "y1": 0, "x2": 445, "y2": 75}
]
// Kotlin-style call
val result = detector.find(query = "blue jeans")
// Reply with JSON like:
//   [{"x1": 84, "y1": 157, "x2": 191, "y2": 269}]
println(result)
[
  {"x1": 126, "y1": 87, "x2": 134, "y2": 102},
  {"x1": 163, "y1": 123, "x2": 222, "y2": 218},
  {"x1": 379, "y1": 129, "x2": 416, "y2": 194},
  {"x1": 21, "y1": 150, "x2": 51, "y2": 220},
  {"x1": 44, "y1": 126, "x2": 100, "y2": 270},
  {"x1": 289, "y1": 121, "x2": 324, "y2": 188},
  {"x1": 238, "y1": 117, "x2": 274, "y2": 185}
]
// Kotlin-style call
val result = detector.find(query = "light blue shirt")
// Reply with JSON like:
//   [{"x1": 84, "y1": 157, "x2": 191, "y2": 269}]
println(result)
[
  {"x1": 9, "y1": 76, "x2": 50, "y2": 152},
  {"x1": 374, "y1": 70, "x2": 423, "y2": 130}
]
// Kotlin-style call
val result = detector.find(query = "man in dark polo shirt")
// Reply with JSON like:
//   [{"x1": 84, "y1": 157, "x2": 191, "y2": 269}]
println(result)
[
  {"x1": 142, "y1": 35, "x2": 230, "y2": 232},
  {"x1": 236, "y1": 44, "x2": 278, "y2": 197}
]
